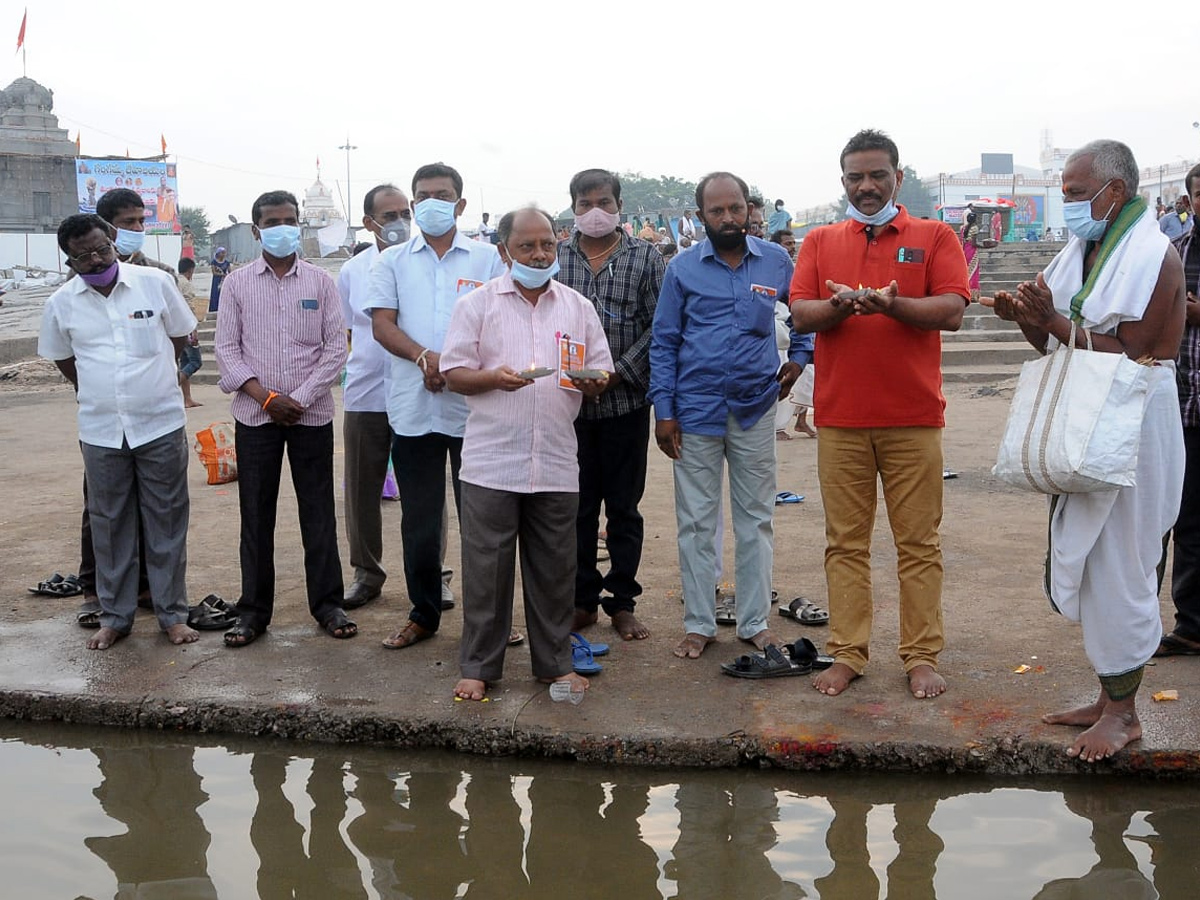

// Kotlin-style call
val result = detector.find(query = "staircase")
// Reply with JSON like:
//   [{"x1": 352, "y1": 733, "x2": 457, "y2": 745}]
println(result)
[{"x1": 941, "y1": 243, "x2": 1062, "y2": 383}]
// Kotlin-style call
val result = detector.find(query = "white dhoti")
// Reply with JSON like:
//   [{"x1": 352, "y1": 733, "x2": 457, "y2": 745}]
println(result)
[{"x1": 1045, "y1": 367, "x2": 1184, "y2": 676}]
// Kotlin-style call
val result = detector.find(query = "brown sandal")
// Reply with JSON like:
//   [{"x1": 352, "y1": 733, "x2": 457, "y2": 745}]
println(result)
[{"x1": 382, "y1": 621, "x2": 432, "y2": 649}]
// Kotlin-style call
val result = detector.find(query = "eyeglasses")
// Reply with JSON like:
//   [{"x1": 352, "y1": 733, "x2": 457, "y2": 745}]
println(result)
[{"x1": 67, "y1": 242, "x2": 116, "y2": 265}]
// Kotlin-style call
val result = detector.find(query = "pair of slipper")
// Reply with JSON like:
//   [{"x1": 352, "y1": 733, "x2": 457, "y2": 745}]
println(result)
[
  {"x1": 29, "y1": 573, "x2": 84, "y2": 597},
  {"x1": 715, "y1": 589, "x2": 780, "y2": 625},
  {"x1": 721, "y1": 637, "x2": 835, "y2": 679},
  {"x1": 223, "y1": 609, "x2": 358, "y2": 647},
  {"x1": 777, "y1": 596, "x2": 829, "y2": 626},
  {"x1": 187, "y1": 594, "x2": 239, "y2": 631},
  {"x1": 571, "y1": 632, "x2": 608, "y2": 675}
]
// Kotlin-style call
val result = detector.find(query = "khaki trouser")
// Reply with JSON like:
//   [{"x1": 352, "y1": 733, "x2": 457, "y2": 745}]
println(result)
[{"x1": 817, "y1": 426, "x2": 945, "y2": 673}]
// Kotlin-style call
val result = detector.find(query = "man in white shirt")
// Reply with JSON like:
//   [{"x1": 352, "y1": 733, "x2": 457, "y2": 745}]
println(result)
[
  {"x1": 368, "y1": 162, "x2": 506, "y2": 650},
  {"x1": 337, "y1": 184, "x2": 411, "y2": 610},
  {"x1": 39, "y1": 213, "x2": 199, "y2": 651},
  {"x1": 678, "y1": 209, "x2": 697, "y2": 241}
]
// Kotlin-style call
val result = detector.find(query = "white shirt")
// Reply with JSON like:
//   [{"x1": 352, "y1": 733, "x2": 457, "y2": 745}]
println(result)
[
  {"x1": 337, "y1": 243, "x2": 389, "y2": 412},
  {"x1": 38, "y1": 264, "x2": 197, "y2": 449},
  {"x1": 365, "y1": 229, "x2": 506, "y2": 437},
  {"x1": 679, "y1": 216, "x2": 696, "y2": 239}
]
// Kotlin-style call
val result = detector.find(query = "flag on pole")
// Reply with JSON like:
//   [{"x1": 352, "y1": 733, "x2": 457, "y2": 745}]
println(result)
[
  {"x1": 16, "y1": 8, "x2": 26, "y2": 52},
  {"x1": 74, "y1": 132, "x2": 81, "y2": 154},
  {"x1": 161, "y1": 134, "x2": 167, "y2": 155}
]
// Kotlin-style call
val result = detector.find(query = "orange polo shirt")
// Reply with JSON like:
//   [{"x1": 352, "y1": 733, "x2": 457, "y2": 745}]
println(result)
[{"x1": 790, "y1": 207, "x2": 970, "y2": 428}]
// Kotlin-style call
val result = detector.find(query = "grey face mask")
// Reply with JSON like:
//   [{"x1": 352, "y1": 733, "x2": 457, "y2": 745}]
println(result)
[{"x1": 374, "y1": 216, "x2": 411, "y2": 246}]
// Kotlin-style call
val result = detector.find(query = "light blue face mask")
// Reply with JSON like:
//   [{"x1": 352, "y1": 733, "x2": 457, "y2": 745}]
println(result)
[
  {"x1": 113, "y1": 227, "x2": 144, "y2": 256},
  {"x1": 510, "y1": 257, "x2": 559, "y2": 289},
  {"x1": 258, "y1": 224, "x2": 301, "y2": 258},
  {"x1": 845, "y1": 185, "x2": 899, "y2": 227},
  {"x1": 413, "y1": 198, "x2": 458, "y2": 237},
  {"x1": 1062, "y1": 180, "x2": 1115, "y2": 241}
]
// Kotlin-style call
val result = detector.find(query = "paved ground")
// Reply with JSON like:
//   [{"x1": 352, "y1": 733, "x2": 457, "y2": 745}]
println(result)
[{"x1": 3, "y1": 370, "x2": 1200, "y2": 776}]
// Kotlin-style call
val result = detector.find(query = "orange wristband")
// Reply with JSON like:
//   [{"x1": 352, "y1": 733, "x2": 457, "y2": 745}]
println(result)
[{"x1": 262, "y1": 391, "x2": 279, "y2": 410}]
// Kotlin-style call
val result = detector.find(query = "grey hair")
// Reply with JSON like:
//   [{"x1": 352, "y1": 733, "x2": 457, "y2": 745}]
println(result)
[{"x1": 1068, "y1": 140, "x2": 1140, "y2": 196}]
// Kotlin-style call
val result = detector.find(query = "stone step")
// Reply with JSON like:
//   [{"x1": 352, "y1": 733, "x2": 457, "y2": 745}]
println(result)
[
  {"x1": 941, "y1": 342, "x2": 1039, "y2": 367},
  {"x1": 943, "y1": 328, "x2": 1024, "y2": 343}
]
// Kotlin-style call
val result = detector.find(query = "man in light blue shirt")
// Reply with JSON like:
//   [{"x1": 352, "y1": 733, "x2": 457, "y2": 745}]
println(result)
[
  {"x1": 767, "y1": 199, "x2": 792, "y2": 235},
  {"x1": 650, "y1": 171, "x2": 812, "y2": 662},
  {"x1": 367, "y1": 162, "x2": 506, "y2": 650},
  {"x1": 1160, "y1": 196, "x2": 1193, "y2": 240}
]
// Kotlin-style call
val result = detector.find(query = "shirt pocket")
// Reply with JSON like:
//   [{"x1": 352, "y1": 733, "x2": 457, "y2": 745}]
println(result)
[
  {"x1": 744, "y1": 295, "x2": 775, "y2": 338},
  {"x1": 123, "y1": 315, "x2": 161, "y2": 359},
  {"x1": 288, "y1": 300, "x2": 324, "y2": 346}
]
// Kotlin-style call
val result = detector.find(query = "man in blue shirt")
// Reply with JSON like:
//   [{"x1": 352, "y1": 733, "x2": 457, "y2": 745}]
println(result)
[
  {"x1": 768, "y1": 199, "x2": 792, "y2": 235},
  {"x1": 650, "y1": 171, "x2": 812, "y2": 660}
]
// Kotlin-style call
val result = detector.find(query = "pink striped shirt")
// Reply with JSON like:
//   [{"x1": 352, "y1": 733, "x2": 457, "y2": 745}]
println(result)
[
  {"x1": 440, "y1": 272, "x2": 614, "y2": 494},
  {"x1": 215, "y1": 256, "x2": 347, "y2": 426}
]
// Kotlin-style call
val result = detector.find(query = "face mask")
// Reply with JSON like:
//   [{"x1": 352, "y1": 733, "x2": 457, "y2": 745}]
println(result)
[
  {"x1": 1063, "y1": 180, "x2": 1115, "y2": 241},
  {"x1": 113, "y1": 227, "x2": 144, "y2": 256},
  {"x1": 374, "y1": 217, "x2": 410, "y2": 246},
  {"x1": 845, "y1": 184, "x2": 899, "y2": 226},
  {"x1": 574, "y1": 207, "x2": 621, "y2": 238},
  {"x1": 258, "y1": 224, "x2": 301, "y2": 258},
  {"x1": 413, "y1": 198, "x2": 458, "y2": 237},
  {"x1": 79, "y1": 261, "x2": 119, "y2": 287},
  {"x1": 510, "y1": 257, "x2": 559, "y2": 289}
]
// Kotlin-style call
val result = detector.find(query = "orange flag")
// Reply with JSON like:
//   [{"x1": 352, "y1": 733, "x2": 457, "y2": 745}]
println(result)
[
  {"x1": 74, "y1": 132, "x2": 80, "y2": 154},
  {"x1": 16, "y1": 8, "x2": 26, "y2": 52},
  {"x1": 161, "y1": 134, "x2": 167, "y2": 155}
]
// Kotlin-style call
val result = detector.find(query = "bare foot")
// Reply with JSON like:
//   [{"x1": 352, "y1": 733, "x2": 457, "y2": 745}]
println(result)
[
  {"x1": 673, "y1": 633, "x2": 716, "y2": 659},
  {"x1": 87, "y1": 627, "x2": 128, "y2": 651},
  {"x1": 166, "y1": 623, "x2": 200, "y2": 645},
  {"x1": 775, "y1": 430, "x2": 793, "y2": 441},
  {"x1": 1043, "y1": 698, "x2": 1105, "y2": 727},
  {"x1": 612, "y1": 609, "x2": 649, "y2": 641},
  {"x1": 572, "y1": 608, "x2": 598, "y2": 631},
  {"x1": 908, "y1": 664, "x2": 947, "y2": 699},
  {"x1": 1067, "y1": 709, "x2": 1142, "y2": 762},
  {"x1": 744, "y1": 628, "x2": 776, "y2": 650},
  {"x1": 814, "y1": 662, "x2": 860, "y2": 695},
  {"x1": 454, "y1": 679, "x2": 487, "y2": 701},
  {"x1": 184, "y1": 400, "x2": 203, "y2": 408}
]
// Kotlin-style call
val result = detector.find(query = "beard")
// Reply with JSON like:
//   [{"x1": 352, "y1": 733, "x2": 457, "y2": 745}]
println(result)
[{"x1": 705, "y1": 224, "x2": 746, "y2": 252}]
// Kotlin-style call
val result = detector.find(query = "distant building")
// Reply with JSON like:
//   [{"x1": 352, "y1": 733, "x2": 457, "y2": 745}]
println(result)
[{"x1": 0, "y1": 77, "x2": 77, "y2": 233}]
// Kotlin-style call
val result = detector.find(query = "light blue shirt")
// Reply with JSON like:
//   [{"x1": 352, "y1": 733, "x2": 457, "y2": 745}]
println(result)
[
  {"x1": 649, "y1": 236, "x2": 813, "y2": 435},
  {"x1": 365, "y1": 229, "x2": 506, "y2": 437},
  {"x1": 767, "y1": 207, "x2": 792, "y2": 234}
]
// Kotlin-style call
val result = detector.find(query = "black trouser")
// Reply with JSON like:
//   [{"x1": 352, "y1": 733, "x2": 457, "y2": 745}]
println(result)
[
  {"x1": 234, "y1": 421, "x2": 343, "y2": 629},
  {"x1": 1171, "y1": 425, "x2": 1200, "y2": 639},
  {"x1": 80, "y1": 474, "x2": 149, "y2": 598},
  {"x1": 574, "y1": 405, "x2": 650, "y2": 615},
  {"x1": 391, "y1": 432, "x2": 462, "y2": 632}
]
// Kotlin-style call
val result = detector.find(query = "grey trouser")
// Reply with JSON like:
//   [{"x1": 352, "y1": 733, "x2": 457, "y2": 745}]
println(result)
[
  {"x1": 674, "y1": 411, "x2": 775, "y2": 640},
  {"x1": 80, "y1": 427, "x2": 190, "y2": 633},
  {"x1": 342, "y1": 410, "x2": 392, "y2": 588},
  {"x1": 459, "y1": 482, "x2": 577, "y2": 682}
]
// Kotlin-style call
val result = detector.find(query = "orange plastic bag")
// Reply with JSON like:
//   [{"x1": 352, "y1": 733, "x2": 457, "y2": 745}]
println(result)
[{"x1": 194, "y1": 423, "x2": 238, "y2": 485}]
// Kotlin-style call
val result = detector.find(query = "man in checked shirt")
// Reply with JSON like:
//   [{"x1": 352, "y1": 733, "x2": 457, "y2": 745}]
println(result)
[{"x1": 557, "y1": 169, "x2": 665, "y2": 642}]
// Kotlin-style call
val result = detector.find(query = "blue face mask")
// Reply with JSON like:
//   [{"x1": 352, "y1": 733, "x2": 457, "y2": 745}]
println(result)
[
  {"x1": 113, "y1": 227, "x2": 144, "y2": 256},
  {"x1": 1062, "y1": 180, "x2": 1115, "y2": 241},
  {"x1": 258, "y1": 224, "x2": 301, "y2": 258},
  {"x1": 413, "y1": 198, "x2": 458, "y2": 237},
  {"x1": 510, "y1": 257, "x2": 559, "y2": 289},
  {"x1": 845, "y1": 186, "x2": 899, "y2": 227}
]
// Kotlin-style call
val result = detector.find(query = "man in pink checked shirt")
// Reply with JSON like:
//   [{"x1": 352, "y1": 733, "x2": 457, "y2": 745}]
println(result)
[
  {"x1": 441, "y1": 207, "x2": 614, "y2": 702},
  {"x1": 214, "y1": 190, "x2": 353, "y2": 648}
]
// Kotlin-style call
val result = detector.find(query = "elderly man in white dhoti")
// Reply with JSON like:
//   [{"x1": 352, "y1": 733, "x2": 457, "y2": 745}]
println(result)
[{"x1": 986, "y1": 139, "x2": 1186, "y2": 762}]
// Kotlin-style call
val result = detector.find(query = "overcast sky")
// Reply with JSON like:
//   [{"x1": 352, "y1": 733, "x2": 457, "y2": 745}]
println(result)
[{"x1": 11, "y1": 1, "x2": 1200, "y2": 229}]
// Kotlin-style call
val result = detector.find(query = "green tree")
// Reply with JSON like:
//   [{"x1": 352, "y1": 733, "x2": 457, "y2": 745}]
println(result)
[
  {"x1": 179, "y1": 206, "x2": 212, "y2": 251},
  {"x1": 557, "y1": 171, "x2": 699, "y2": 219}
]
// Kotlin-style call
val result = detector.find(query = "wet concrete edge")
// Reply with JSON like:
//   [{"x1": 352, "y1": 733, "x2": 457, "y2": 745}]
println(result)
[{"x1": 4, "y1": 690, "x2": 1199, "y2": 778}]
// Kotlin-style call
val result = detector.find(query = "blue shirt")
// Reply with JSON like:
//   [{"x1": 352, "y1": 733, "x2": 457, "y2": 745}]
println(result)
[
  {"x1": 1160, "y1": 212, "x2": 1191, "y2": 240},
  {"x1": 649, "y1": 236, "x2": 813, "y2": 435}
]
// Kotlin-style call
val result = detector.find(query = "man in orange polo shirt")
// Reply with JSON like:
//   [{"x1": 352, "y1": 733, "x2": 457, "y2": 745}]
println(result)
[{"x1": 790, "y1": 129, "x2": 971, "y2": 700}]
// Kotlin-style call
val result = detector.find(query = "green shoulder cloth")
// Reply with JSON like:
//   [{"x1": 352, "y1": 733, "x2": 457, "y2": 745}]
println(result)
[{"x1": 1069, "y1": 196, "x2": 1148, "y2": 323}]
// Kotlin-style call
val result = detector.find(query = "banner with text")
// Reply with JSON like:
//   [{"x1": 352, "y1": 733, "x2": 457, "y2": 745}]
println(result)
[{"x1": 76, "y1": 159, "x2": 180, "y2": 234}]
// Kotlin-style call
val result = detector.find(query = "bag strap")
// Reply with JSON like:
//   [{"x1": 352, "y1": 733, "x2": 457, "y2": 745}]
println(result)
[{"x1": 1021, "y1": 321, "x2": 1084, "y2": 493}]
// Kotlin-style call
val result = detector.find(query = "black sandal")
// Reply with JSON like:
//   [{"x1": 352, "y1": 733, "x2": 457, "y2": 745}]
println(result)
[
  {"x1": 321, "y1": 610, "x2": 358, "y2": 640},
  {"x1": 224, "y1": 621, "x2": 262, "y2": 648}
]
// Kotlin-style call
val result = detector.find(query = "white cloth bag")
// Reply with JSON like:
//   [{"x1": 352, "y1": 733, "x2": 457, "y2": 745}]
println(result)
[{"x1": 993, "y1": 324, "x2": 1151, "y2": 493}]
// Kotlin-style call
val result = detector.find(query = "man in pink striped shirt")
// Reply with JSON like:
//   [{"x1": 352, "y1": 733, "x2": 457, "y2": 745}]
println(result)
[
  {"x1": 441, "y1": 207, "x2": 614, "y2": 702},
  {"x1": 214, "y1": 190, "x2": 354, "y2": 647}
]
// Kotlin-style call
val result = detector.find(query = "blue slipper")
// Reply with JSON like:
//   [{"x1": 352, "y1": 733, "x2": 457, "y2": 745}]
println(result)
[
  {"x1": 570, "y1": 633, "x2": 603, "y2": 675},
  {"x1": 570, "y1": 632, "x2": 609, "y2": 656},
  {"x1": 775, "y1": 491, "x2": 804, "y2": 505}
]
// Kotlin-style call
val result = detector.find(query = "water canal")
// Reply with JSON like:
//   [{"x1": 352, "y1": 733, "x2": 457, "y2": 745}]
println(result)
[{"x1": 2, "y1": 721, "x2": 1197, "y2": 899}]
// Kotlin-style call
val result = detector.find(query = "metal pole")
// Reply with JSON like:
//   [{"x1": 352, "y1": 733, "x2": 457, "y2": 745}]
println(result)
[{"x1": 338, "y1": 135, "x2": 357, "y2": 222}]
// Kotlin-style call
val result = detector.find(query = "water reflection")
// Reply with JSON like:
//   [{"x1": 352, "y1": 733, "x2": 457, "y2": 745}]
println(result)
[{"x1": 2, "y1": 722, "x2": 1199, "y2": 899}]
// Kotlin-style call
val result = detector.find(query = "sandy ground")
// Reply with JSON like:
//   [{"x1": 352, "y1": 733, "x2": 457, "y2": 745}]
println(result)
[{"x1": 2, "y1": 374, "x2": 1200, "y2": 773}]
